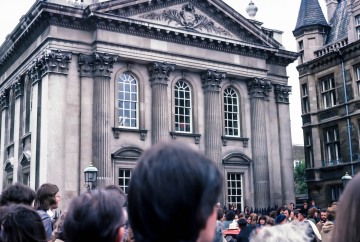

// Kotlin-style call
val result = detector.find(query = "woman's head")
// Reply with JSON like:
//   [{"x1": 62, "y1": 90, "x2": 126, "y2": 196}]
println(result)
[
  {"x1": 35, "y1": 183, "x2": 59, "y2": 211},
  {"x1": 0, "y1": 204, "x2": 47, "y2": 242}
]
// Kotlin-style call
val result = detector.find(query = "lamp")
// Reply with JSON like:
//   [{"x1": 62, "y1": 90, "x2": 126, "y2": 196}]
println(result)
[
  {"x1": 84, "y1": 162, "x2": 98, "y2": 190},
  {"x1": 341, "y1": 172, "x2": 352, "y2": 188}
]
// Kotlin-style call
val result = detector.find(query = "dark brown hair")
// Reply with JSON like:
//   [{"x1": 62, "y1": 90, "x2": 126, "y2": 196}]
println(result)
[{"x1": 34, "y1": 183, "x2": 59, "y2": 211}]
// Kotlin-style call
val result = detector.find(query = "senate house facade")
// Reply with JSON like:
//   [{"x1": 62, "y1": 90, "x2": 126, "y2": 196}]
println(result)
[{"x1": 0, "y1": 0, "x2": 296, "y2": 209}]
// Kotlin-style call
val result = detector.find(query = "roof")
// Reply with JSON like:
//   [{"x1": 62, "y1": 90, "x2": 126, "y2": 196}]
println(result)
[
  {"x1": 325, "y1": 0, "x2": 349, "y2": 45},
  {"x1": 294, "y1": 0, "x2": 328, "y2": 31}
]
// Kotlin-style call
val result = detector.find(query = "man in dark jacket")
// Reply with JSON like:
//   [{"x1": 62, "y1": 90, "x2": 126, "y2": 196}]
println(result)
[{"x1": 236, "y1": 218, "x2": 255, "y2": 242}]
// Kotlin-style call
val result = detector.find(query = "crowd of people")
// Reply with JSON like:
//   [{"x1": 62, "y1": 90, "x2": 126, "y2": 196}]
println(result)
[{"x1": 0, "y1": 142, "x2": 359, "y2": 242}]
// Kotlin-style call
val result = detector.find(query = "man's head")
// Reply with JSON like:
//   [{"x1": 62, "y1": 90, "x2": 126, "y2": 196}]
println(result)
[
  {"x1": 0, "y1": 183, "x2": 36, "y2": 206},
  {"x1": 320, "y1": 208, "x2": 327, "y2": 222},
  {"x1": 128, "y1": 142, "x2": 222, "y2": 242},
  {"x1": 35, "y1": 183, "x2": 59, "y2": 211},
  {"x1": 303, "y1": 202, "x2": 308, "y2": 209},
  {"x1": 64, "y1": 189, "x2": 125, "y2": 242},
  {"x1": 282, "y1": 208, "x2": 290, "y2": 219},
  {"x1": 326, "y1": 207, "x2": 336, "y2": 222},
  {"x1": 275, "y1": 214, "x2": 287, "y2": 225},
  {"x1": 237, "y1": 218, "x2": 247, "y2": 229}
]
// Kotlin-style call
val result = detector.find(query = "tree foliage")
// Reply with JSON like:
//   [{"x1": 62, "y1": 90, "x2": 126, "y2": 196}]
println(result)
[{"x1": 294, "y1": 161, "x2": 308, "y2": 194}]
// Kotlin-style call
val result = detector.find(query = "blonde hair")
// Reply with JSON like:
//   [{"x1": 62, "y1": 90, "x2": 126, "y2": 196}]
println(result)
[{"x1": 250, "y1": 222, "x2": 312, "y2": 242}]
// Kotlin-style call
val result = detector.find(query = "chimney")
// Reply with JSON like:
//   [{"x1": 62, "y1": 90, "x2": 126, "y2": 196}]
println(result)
[{"x1": 325, "y1": 0, "x2": 338, "y2": 21}]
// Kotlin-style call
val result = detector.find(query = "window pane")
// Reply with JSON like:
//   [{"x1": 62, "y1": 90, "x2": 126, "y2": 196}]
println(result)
[{"x1": 224, "y1": 88, "x2": 240, "y2": 137}]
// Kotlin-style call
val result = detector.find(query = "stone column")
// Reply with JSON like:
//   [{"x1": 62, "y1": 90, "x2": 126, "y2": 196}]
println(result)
[
  {"x1": 247, "y1": 78, "x2": 272, "y2": 209},
  {"x1": 0, "y1": 92, "x2": 9, "y2": 190},
  {"x1": 11, "y1": 79, "x2": 24, "y2": 183},
  {"x1": 148, "y1": 62, "x2": 175, "y2": 144},
  {"x1": 274, "y1": 84, "x2": 296, "y2": 205},
  {"x1": 88, "y1": 53, "x2": 118, "y2": 187},
  {"x1": 201, "y1": 69, "x2": 226, "y2": 167}
]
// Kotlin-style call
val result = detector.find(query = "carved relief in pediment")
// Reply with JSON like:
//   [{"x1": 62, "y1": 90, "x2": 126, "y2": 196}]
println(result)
[{"x1": 139, "y1": 3, "x2": 232, "y2": 37}]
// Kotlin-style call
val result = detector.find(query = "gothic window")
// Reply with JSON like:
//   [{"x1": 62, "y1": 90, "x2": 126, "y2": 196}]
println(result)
[
  {"x1": 321, "y1": 77, "x2": 336, "y2": 109},
  {"x1": 323, "y1": 126, "x2": 340, "y2": 165},
  {"x1": 118, "y1": 73, "x2": 138, "y2": 128},
  {"x1": 305, "y1": 132, "x2": 314, "y2": 168},
  {"x1": 302, "y1": 83, "x2": 310, "y2": 113},
  {"x1": 224, "y1": 87, "x2": 240, "y2": 137},
  {"x1": 227, "y1": 172, "x2": 243, "y2": 211},
  {"x1": 174, "y1": 80, "x2": 192, "y2": 133}
]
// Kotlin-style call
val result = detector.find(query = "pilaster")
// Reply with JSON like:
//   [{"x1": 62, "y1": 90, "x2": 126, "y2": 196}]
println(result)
[
  {"x1": 247, "y1": 77, "x2": 272, "y2": 209},
  {"x1": 274, "y1": 84, "x2": 295, "y2": 205},
  {"x1": 201, "y1": 69, "x2": 226, "y2": 167},
  {"x1": 148, "y1": 62, "x2": 175, "y2": 144}
]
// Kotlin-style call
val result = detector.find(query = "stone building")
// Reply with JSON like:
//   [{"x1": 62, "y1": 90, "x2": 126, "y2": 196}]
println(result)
[
  {"x1": 294, "y1": 0, "x2": 360, "y2": 207},
  {"x1": 0, "y1": 0, "x2": 296, "y2": 209}
]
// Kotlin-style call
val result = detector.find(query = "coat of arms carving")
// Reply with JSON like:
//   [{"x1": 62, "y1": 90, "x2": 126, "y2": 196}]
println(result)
[{"x1": 140, "y1": 3, "x2": 232, "y2": 37}]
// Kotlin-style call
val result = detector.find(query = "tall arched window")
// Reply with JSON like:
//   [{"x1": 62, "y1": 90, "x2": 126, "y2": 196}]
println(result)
[
  {"x1": 9, "y1": 93, "x2": 15, "y2": 142},
  {"x1": 24, "y1": 80, "x2": 32, "y2": 133},
  {"x1": 174, "y1": 80, "x2": 192, "y2": 133},
  {"x1": 224, "y1": 87, "x2": 240, "y2": 137},
  {"x1": 118, "y1": 73, "x2": 138, "y2": 128}
]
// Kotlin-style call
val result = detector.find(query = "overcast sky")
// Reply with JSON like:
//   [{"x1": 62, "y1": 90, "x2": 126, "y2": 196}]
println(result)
[{"x1": 0, "y1": 0, "x2": 328, "y2": 145}]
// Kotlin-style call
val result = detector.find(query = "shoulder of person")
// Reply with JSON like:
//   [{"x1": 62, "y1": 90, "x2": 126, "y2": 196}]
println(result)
[{"x1": 37, "y1": 210, "x2": 51, "y2": 220}]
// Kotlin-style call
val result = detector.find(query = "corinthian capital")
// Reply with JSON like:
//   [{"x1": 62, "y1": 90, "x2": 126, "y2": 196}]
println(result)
[
  {"x1": 12, "y1": 77, "x2": 23, "y2": 98},
  {"x1": 201, "y1": 69, "x2": 226, "y2": 92},
  {"x1": 148, "y1": 62, "x2": 175, "y2": 85},
  {"x1": 274, "y1": 84, "x2": 291, "y2": 104},
  {"x1": 38, "y1": 49, "x2": 72, "y2": 75},
  {"x1": 78, "y1": 53, "x2": 118, "y2": 78},
  {"x1": 0, "y1": 92, "x2": 9, "y2": 110},
  {"x1": 247, "y1": 78, "x2": 272, "y2": 100}
]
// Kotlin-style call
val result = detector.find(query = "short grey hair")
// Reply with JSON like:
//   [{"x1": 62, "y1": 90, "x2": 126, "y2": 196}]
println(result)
[{"x1": 250, "y1": 222, "x2": 312, "y2": 242}]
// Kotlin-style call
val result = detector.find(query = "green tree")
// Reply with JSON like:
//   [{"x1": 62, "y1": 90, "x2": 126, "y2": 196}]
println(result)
[{"x1": 294, "y1": 161, "x2": 308, "y2": 194}]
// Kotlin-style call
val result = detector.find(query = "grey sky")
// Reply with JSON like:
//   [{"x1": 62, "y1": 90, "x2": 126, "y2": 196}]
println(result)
[{"x1": 0, "y1": 0, "x2": 328, "y2": 145}]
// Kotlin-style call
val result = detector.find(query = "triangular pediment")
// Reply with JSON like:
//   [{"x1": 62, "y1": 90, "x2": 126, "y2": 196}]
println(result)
[{"x1": 89, "y1": 0, "x2": 281, "y2": 48}]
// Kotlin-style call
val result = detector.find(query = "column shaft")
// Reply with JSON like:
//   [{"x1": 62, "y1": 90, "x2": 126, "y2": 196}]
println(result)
[{"x1": 151, "y1": 84, "x2": 168, "y2": 144}]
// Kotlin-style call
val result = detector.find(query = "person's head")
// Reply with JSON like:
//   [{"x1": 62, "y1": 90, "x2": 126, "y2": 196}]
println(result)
[
  {"x1": 34, "y1": 183, "x2": 59, "y2": 211},
  {"x1": 307, "y1": 207, "x2": 317, "y2": 219},
  {"x1": 0, "y1": 204, "x2": 47, "y2": 242},
  {"x1": 292, "y1": 210, "x2": 299, "y2": 221},
  {"x1": 320, "y1": 208, "x2": 327, "y2": 222},
  {"x1": 238, "y1": 213, "x2": 245, "y2": 219},
  {"x1": 282, "y1": 208, "x2": 290, "y2": 219},
  {"x1": 105, "y1": 185, "x2": 127, "y2": 207},
  {"x1": 331, "y1": 172, "x2": 360, "y2": 242},
  {"x1": 237, "y1": 218, "x2": 247, "y2": 229},
  {"x1": 225, "y1": 211, "x2": 236, "y2": 221},
  {"x1": 269, "y1": 210, "x2": 277, "y2": 219},
  {"x1": 259, "y1": 215, "x2": 267, "y2": 225},
  {"x1": 297, "y1": 212, "x2": 306, "y2": 222},
  {"x1": 265, "y1": 217, "x2": 275, "y2": 226},
  {"x1": 128, "y1": 142, "x2": 223, "y2": 242},
  {"x1": 311, "y1": 200, "x2": 315, "y2": 206},
  {"x1": 303, "y1": 202, "x2": 308, "y2": 209},
  {"x1": 64, "y1": 189, "x2": 125, "y2": 242},
  {"x1": 0, "y1": 182, "x2": 36, "y2": 206},
  {"x1": 275, "y1": 214, "x2": 287, "y2": 225},
  {"x1": 326, "y1": 207, "x2": 336, "y2": 222},
  {"x1": 249, "y1": 222, "x2": 311, "y2": 242},
  {"x1": 217, "y1": 208, "x2": 224, "y2": 221},
  {"x1": 289, "y1": 202, "x2": 295, "y2": 210},
  {"x1": 246, "y1": 215, "x2": 252, "y2": 224}
]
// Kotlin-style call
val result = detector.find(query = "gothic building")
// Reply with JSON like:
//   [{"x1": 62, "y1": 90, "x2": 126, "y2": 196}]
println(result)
[
  {"x1": 294, "y1": 0, "x2": 360, "y2": 207},
  {"x1": 0, "y1": 0, "x2": 296, "y2": 209}
]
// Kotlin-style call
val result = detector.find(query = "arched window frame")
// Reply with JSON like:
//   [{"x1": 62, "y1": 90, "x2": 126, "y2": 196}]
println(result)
[
  {"x1": 223, "y1": 87, "x2": 241, "y2": 137},
  {"x1": 174, "y1": 80, "x2": 192, "y2": 133},
  {"x1": 117, "y1": 72, "x2": 139, "y2": 129}
]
